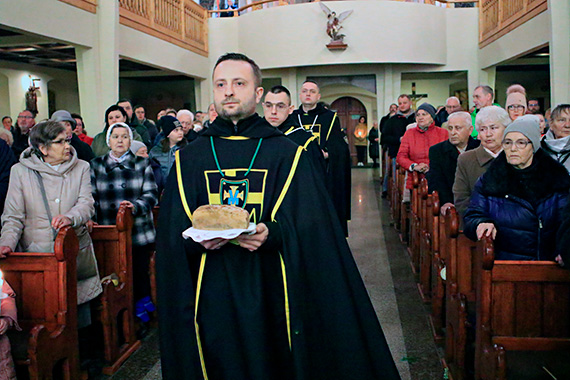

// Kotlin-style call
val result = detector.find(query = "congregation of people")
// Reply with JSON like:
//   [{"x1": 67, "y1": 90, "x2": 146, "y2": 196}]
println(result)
[
  {"x1": 0, "y1": 54, "x2": 370, "y2": 377},
  {"x1": 379, "y1": 84, "x2": 570, "y2": 263}
]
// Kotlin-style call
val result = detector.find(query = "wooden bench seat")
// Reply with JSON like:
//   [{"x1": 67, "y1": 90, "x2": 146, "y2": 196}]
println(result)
[
  {"x1": 90, "y1": 205, "x2": 141, "y2": 375},
  {"x1": 444, "y1": 205, "x2": 478, "y2": 380},
  {"x1": 475, "y1": 237, "x2": 570, "y2": 380},
  {"x1": 4, "y1": 226, "x2": 80, "y2": 380}
]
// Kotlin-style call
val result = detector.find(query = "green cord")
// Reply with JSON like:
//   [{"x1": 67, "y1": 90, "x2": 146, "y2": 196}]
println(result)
[{"x1": 210, "y1": 136, "x2": 263, "y2": 178}]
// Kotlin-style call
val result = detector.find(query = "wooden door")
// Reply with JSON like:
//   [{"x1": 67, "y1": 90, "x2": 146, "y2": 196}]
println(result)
[{"x1": 331, "y1": 96, "x2": 367, "y2": 166}]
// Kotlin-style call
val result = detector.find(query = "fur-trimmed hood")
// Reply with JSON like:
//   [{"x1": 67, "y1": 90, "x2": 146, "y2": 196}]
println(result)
[{"x1": 479, "y1": 149, "x2": 570, "y2": 200}]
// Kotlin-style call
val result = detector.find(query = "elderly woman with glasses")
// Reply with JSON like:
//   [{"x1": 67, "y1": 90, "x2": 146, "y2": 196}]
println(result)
[
  {"x1": 0, "y1": 120, "x2": 102, "y2": 324},
  {"x1": 464, "y1": 115, "x2": 570, "y2": 260}
]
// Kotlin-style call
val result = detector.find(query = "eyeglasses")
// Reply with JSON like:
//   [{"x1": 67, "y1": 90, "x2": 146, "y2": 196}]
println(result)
[
  {"x1": 507, "y1": 105, "x2": 525, "y2": 111},
  {"x1": 17, "y1": 115, "x2": 33, "y2": 119},
  {"x1": 502, "y1": 139, "x2": 531, "y2": 149},
  {"x1": 262, "y1": 102, "x2": 288, "y2": 110},
  {"x1": 51, "y1": 137, "x2": 72, "y2": 145}
]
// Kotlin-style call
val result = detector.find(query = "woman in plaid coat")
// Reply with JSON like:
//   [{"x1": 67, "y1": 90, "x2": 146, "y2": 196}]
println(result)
[{"x1": 90, "y1": 122, "x2": 158, "y2": 323}]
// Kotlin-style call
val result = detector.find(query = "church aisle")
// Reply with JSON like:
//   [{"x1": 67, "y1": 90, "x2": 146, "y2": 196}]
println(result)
[
  {"x1": 349, "y1": 168, "x2": 443, "y2": 380},
  {"x1": 102, "y1": 168, "x2": 442, "y2": 380}
]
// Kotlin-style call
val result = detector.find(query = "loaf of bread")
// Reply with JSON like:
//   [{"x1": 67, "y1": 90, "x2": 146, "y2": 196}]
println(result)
[{"x1": 193, "y1": 205, "x2": 250, "y2": 230}]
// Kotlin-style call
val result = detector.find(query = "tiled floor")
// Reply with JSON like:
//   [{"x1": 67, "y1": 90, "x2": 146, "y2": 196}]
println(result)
[{"x1": 101, "y1": 168, "x2": 443, "y2": 380}]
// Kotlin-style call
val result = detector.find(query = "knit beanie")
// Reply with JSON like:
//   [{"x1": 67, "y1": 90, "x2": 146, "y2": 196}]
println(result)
[
  {"x1": 503, "y1": 114, "x2": 541, "y2": 153},
  {"x1": 157, "y1": 115, "x2": 181, "y2": 138},
  {"x1": 417, "y1": 103, "x2": 437, "y2": 121},
  {"x1": 130, "y1": 140, "x2": 146, "y2": 155},
  {"x1": 50, "y1": 110, "x2": 76, "y2": 128},
  {"x1": 106, "y1": 122, "x2": 133, "y2": 146},
  {"x1": 506, "y1": 92, "x2": 527, "y2": 110}
]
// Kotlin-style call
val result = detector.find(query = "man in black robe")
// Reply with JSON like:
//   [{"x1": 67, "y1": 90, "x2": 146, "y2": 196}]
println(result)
[
  {"x1": 156, "y1": 53, "x2": 400, "y2": 380},
  {"x1": 262, "y1": 85, "x2": 326, "y2": 177},
  {"x1": 292, "y1": 80, "x2": 351, "y2": 235}
]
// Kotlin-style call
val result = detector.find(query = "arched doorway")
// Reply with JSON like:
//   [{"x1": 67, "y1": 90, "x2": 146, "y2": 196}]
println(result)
[{"x1": 331, "y1": 96, "x2": 367, "y2": 166}]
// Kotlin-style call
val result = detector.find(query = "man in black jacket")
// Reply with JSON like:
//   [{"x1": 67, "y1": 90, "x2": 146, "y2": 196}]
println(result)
[
  {"x1": 12, "y1": 109, "x2": 36, "y2": 160},
  {"x1": 426, "y1": 111, "x2": 479, "y2": 209},
  {"x1": 380, "y1": 95, "x2": 415, "y2": 197}
]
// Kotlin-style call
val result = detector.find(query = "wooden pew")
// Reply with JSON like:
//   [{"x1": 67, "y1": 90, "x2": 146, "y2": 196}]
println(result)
[
  {"x1": 475, "y1": 237, "x2": 570, "y2": 380},
  {"x1": 3, "y1": 227, "x2": 80, "y2": 380},
  {"x1": 444, "y1": 205, "x2": 478, "y2": 380},
  {"x1": 390, "y1": 162, "x2": 402, "y2": 231},
  {"x1": 398, "y1": 166, "x2": 409, "y2": 243},
  {"x1": 408, "y1": 171, "x2": 421, "y2": 273},
  {"x1": 417, "y1": 178, "x2": 432, "y2": 302},
  {"x1": 91, "y1": 206, "x2": 141, "y2": 375},
  {"x1": 427, "y1": 191, "x2": 446, "y2": 343}
]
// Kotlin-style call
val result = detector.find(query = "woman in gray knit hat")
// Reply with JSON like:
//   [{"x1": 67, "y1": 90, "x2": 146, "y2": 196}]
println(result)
[{"x1": 464, "y1": 115, "x2": 570, "y2": 261}]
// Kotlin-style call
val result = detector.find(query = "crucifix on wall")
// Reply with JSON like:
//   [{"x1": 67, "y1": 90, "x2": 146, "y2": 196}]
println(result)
[{"x1": 409, "y1": 82, "x2": 428, "y2": 109}]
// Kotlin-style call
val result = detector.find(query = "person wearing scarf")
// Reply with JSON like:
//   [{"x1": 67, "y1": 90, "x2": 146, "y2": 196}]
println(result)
[{"x1": 90, "y1": 122, "x2": 158, "y2": 325}]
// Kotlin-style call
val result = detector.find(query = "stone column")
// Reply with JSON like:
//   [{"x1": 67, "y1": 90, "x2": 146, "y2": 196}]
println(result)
[
  {"x1": 76, "y1": 0, "x2": 119, "y2": 134},
  {"x1": 548, "y1": 0, "x2": 570, "y2": 105}
]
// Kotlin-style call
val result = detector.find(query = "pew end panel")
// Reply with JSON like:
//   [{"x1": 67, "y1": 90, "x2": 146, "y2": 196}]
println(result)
[
  {"x1": 3, "y1": 227, "x2": 80, "y2": 380},
  {"x1": 91, "y1": 206, "x2": 141, "y2": 375},
  {"x1": 475, "y1": 237, "x2": 570, "y2": 380}
]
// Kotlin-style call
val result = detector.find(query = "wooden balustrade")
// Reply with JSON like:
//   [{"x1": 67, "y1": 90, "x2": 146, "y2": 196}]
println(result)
[
  {"x1": 119, "y1": 0, "x2": 208, "y2": 56},
  {"x1": 479, "y1": 0, "x2": 547, "y2": 47},
  {"x1": 58, "y1": 0, "x2": 97, "y2": 13}
]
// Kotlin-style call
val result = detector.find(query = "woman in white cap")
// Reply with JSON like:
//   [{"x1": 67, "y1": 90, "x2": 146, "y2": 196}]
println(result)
[
  {"x1": 90, "y1": 122, "x2": 158, "y2": 325},
  {"x1": 464, "y1": 115, "x2": 570, "y2": 260}
]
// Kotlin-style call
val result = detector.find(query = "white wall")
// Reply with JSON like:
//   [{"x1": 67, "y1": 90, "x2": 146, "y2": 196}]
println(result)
[
  {"x1": 400, "y1": 78, "x2": 464, "y2": 109},
  {"x1": 478, "y1": 11, "x2": 550, "y2": 69},
  {"x1": 119, "y1": 25, "x2": 211, "y2": 79},
  {"x1": 209, "y1": 2, "x2": 478, "y2": 69},
  {"x1": 0, "y1": 73, "x2": 10, "y2": 119},
  {"x1": 0, "y1": 0, "x2": 96, "y2": 48}
]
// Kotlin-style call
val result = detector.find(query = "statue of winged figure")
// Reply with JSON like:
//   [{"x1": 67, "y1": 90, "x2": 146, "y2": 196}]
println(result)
[{"x1": 319, "y1": 2, "x2": 353, "y2": 42}]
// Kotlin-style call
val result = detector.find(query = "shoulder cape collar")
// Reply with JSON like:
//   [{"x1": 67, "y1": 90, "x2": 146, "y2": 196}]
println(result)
[{"x1": 202, "y1": 113, "x2": 282, "y2": 139}]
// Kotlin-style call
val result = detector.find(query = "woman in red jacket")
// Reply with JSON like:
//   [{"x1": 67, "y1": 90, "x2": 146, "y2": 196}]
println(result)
[{"x1": 397, "y1": 102, "x2": 448, "y2": 196}]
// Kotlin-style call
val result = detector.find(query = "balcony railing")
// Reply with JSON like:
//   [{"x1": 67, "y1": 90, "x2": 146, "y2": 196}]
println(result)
[
  {"x1": 119, "y1": 0, "x2": 209, "y2": 56},
  {"x1": 59, "y1": 0, "x2": 98, "y2": 13},
  {"x1": 479, "y1": 0, "x2": 547, "y2": 47}
]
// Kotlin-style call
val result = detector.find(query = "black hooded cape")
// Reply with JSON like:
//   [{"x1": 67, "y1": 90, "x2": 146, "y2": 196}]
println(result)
[
  {"x1": 156, "y1": 113, "x2": 400, "y2": 380},
  {"x1": 293, "y1": 104, "x2": 351, "y2": 235},
  {"x1": 274, "y1": 114, "x2": 327, "y2": 179}
]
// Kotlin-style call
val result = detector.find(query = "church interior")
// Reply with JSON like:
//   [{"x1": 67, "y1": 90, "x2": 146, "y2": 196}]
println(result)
[{"x1": 1, "y1": 0, "x2": 569, "y2": 379}]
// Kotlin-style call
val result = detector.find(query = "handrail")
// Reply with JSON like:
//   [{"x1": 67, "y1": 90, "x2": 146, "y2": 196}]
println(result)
[
  {"x1": 479, "y1": 0, "x2": 547, "y2": 47},
  {"x1": 58, "y1": 0, "x2": 97, "y2": 13},
  {"x1": 208, "y1": 0, "x2": 478, "y2": 18},
  {"x1": 119, "y1": 0, "x2": 209, "y2": 56}
]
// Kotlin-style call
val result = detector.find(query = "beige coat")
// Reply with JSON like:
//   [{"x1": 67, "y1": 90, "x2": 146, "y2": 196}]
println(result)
[
  {"x1": 452, "y1": 145, "x2": 495, "y2": 218},
  {"x1": 0, "y1": 281, "x2": 20, "y2": 380},
  {"x1": 0, "y1": 147, "x2": 102, "y2": 304}
]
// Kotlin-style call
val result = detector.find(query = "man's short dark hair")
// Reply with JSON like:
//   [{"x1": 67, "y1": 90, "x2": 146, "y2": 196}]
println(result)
[
  {"x1": 117, "y1": 99, "x2": 133, "y2": 107},
  {"x1": 133, "y1": 104, "x2": 145, "y2": 112},
  {"x1": 398, "y1": 94, "x2": 411, "y2": 102},
  {"x1": 528, "y1": 98, "x2": 539, "y2": 103},
  {"x1": 21, "y1": 109, "x2": 36, "y2": 117},
  {"x1": 302, "y1": 80, "x2": 320, "y2": 90},
  {"x1": 475, "y1": 85, "x2": 494, "y2": 99},
  {"x1": 268, "y1": 85, "x2": 291, "y2": 102},
  {"x1": 214, "y1": 53, "x2": 262, "y2": 88},
  {"x1": 551, "y1": 104, "x2": 570, "y2": 121}
]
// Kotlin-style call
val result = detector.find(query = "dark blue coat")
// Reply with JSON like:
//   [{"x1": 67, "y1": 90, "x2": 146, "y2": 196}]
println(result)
[{"x1": 464, "y1": 150, "x2": 570, "y2": 261}]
